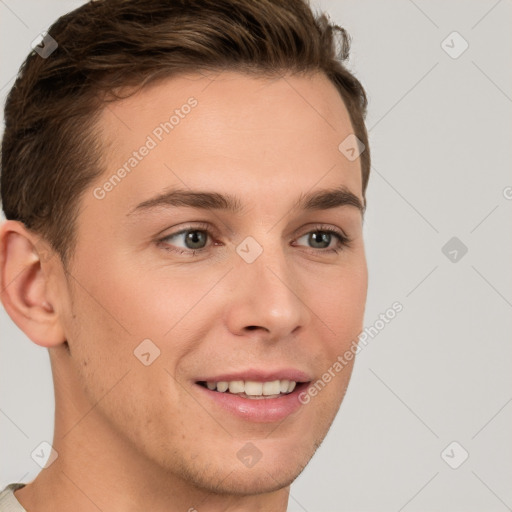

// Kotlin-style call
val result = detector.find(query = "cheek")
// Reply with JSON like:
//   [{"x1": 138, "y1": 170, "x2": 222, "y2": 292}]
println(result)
[
  {"x1": 64, "y1": 289, "x2": 133, "y2": 394},
  {"x1": 61, "y1": 282, "x2": 188, "y2": 447},
  {"x1": 309, "y1": 261, "x2": 368, "y2": 345},
  {"x1": 70, "y1": 248, "x2": 196, "y2": 343}
]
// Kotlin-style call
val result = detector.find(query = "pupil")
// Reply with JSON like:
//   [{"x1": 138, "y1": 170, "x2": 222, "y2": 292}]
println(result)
[
  {"x1": 310, "y1": 231, "x2": 330, "y2": 248},
  {"x1": 186, "y1": 231, "x2": 206, "y2": 249}
]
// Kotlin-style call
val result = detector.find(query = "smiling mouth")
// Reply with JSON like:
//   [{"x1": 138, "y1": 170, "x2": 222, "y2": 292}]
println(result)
[{"x1": 197, "y1": 379, "x2": 307, "y2": 399}]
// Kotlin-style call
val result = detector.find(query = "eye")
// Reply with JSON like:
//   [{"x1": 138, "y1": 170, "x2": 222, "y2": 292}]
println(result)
[
  {"x1": 294, "y1": 226, "x2": 350, "y2": 253},
  {"x1": 159, "y1": 226, "x2": 213, "y2": 255}
]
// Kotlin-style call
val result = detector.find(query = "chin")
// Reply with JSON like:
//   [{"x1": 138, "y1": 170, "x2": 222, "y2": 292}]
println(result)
[
  {"x1": 173, "y1": 435, "x2": 322, "y2": 497},
  {"x1": 215, "y1": 471, "x2": 298, "y2": 496},
  {"x1": 196, "y1": 458, "x2": 310, "y2": 496}
]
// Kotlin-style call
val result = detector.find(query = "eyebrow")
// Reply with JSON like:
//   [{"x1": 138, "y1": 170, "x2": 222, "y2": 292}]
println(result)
[{"x1": 127, "y1": 185, "x2": 365, "y2": 216}]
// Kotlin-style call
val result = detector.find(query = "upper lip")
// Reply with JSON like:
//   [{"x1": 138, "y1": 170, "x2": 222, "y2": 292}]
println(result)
[{"x1": 196, "y1": 368, "x2": 312, "y2": 383}]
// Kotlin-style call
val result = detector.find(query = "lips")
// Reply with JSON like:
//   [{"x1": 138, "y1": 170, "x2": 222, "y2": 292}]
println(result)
[{"x1": 194, "y1": 369, "x2": 312, "y2": 422}]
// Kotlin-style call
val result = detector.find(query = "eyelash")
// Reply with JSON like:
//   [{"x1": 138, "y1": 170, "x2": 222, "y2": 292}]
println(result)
[{"x1": 157, "y1": 223, "x2": 351, "y2": 257}]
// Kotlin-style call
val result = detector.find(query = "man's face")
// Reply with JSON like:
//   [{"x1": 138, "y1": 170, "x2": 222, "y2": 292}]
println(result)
[{"x1": 54, "y1": 71, "x2": 367, "y2": 494}]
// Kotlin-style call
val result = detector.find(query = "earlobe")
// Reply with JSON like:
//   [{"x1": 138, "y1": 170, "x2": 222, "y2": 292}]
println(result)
[{"x1": 0, "y1": 220, "x2": 66, "y2": 348}]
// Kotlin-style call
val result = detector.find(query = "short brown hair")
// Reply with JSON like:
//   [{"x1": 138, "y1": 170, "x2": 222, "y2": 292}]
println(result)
[{"x1": 1, "y1": 0, "x2": 370, "y2": 267}]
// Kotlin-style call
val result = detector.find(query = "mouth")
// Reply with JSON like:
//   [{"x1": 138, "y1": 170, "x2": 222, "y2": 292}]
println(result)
[
  {"x1": 194, "y1": 373, "x2": 311, "y2": 423},
  {"x1": 196, "y1": 379, "x2": 301, "y2": 399}
]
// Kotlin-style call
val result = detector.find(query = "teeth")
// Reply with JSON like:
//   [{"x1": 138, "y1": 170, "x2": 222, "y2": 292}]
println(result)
[
  {"x1": 279, "y1": 379, "x2": 290, "y2": 393},
  {"x1": 245, "y1": 381, "x2": 263, "y2": 396},
  {"x1": 216, "y1": 381, "x2": 229, "y2": 392},
  {"x1": 203, "y1": 379, "x2": 298, "y2": 397},
  {"x1": 263, "y1": 380, "x2": 281, "y2": 396},
  {"x1": 228, "y1": 380, "x2": 244, "y2": 394}
]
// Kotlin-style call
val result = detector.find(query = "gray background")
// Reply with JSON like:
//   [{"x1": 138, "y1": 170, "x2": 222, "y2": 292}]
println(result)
[{"x1": 1, "y1": 1, "x2": 511, "y2": 510}]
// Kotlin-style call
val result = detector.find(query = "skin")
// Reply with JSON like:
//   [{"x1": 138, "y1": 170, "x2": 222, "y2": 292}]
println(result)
[{"x1": 0, "y1": 70, "x2": 367, "y2": 512}]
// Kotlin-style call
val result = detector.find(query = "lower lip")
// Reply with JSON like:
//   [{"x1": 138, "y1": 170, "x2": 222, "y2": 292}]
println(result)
[{"x1": 195, "y1": 383, "x2": 308, "y2": 423}]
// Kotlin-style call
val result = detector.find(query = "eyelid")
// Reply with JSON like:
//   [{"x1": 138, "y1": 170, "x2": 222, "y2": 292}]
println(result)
[
  {"x1": 295, "y1": 223, "x2": 349, "y2": 240},
  {"x1": 157, "y1": 221, "x2": 216, "y2": 240}
]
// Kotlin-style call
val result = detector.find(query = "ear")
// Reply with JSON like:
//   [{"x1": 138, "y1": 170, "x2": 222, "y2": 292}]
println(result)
[{"x1": 0, "y1": 220, "x2": 66, "y2": 348}]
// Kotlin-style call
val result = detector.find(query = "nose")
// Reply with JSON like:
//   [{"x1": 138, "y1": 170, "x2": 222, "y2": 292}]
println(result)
[{"x1": 224, "y1": 242, "x2": 311, "y2": 343}]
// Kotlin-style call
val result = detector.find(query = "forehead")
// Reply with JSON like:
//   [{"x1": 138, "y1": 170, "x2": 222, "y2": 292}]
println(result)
[{"x1": 91, "y1": 71, "x2": 363, "y2": 215}]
